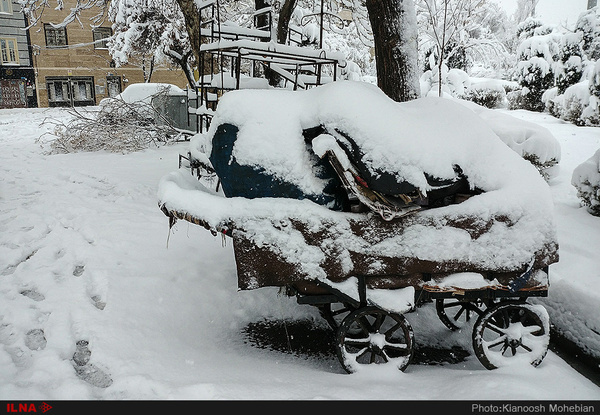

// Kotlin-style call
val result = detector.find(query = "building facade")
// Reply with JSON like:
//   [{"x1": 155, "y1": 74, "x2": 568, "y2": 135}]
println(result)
[
  {"x1": 0, "y1": 0, "x2": 37, "y2": 108},
  {"x1": 0, "y1": 0, "x2": 189, "y2": 109}
]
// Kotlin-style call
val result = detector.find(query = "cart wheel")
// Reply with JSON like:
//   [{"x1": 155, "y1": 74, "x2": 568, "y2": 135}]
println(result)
[
  {"x1": 472, "y1": 301, "x2": 550, "y2": 370},
  {"x1": 336, "y1": 306, "x2": 414, "y2": 373},
  {"x1": 436, "y1": 299, "x2": 484, "y2": 331},
  {"x1": 318, "y1": 302, "x2": 356, "y2": 331}
]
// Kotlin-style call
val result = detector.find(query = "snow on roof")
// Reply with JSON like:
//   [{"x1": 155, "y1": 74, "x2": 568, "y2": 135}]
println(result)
[{"x1": 158, "y1": 81, "x2": 558, "y2": 300}]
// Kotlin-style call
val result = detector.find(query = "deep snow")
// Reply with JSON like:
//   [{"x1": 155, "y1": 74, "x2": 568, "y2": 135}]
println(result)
[{"x1": 0, "y1": 102, "x2": 599, "y2": 400}]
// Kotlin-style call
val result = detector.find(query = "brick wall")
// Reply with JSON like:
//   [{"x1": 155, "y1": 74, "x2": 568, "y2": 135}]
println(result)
[{"x1": 30, "y1": 2, "x2": 189, "y2": 107}]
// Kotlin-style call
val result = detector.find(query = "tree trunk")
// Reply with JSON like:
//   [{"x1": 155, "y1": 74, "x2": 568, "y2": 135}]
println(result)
[
  {"x1": 277, "y1": 0, "x2": 298, "y2": 44},
  {"x1": 365, "y1": 0, "x2": 420, "y2": 102},
  {"x1": 174, "y1": 0, "x2": 202, "y2": 74}
]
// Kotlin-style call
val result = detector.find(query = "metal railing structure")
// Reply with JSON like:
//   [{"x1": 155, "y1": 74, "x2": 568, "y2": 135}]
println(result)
[{"x1": 185, "y1": 0, "x2": 347, "y2": 134}]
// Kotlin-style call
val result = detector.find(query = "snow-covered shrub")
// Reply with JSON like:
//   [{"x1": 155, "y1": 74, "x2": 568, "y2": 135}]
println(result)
[
  {"x1": 420, "y1": 69, "x2": 508, "y2": 109},
  {"x1": 510, "y1": 18, "x2": 561, "y2": 112},
  {"x1": 509, "y1": 59, "x2": 554, "y2": 111},
  {"x1": 545, "y1": 61, "x2": 600, "y2": 127},
  {"x1": 463, "y1": 80, "x2": 507, "y2": 108},
  {"x1": 542, "y1": 86, "x2": 560, "y2": 117},
  {"x1": 581, "y1": 60, "x2": 600, "y2": 125},
  {"x1": 516, "y1": 17, "x2": 554, "y2": 41},
  {"x1": 555, "y1": 81, "x2": 590, "y2": 126},
  {"x1": 572, "y1": 148, "x2": 600, "y2": 216},
  {"x1": 445, "y1": 67, "x2": 471, "y2": 97},
  {"x1": 38, "y1": 89, "x2": 180, "y2": 154},
  {"x1": 574, "y1": 6, "x2": 600, "y2": 61},
  {"x1": 555, "y1": 33, "x2": 584, "y2": 94},
  {"x1": 419, "y1": 65, "x2": 470, "y2": 98},
  {"x1": 511, "y1": 32, "x2": 560, "y2": 112},
  {"x1": 456, "y1": 99, "x2": 562, "y2": 181}
]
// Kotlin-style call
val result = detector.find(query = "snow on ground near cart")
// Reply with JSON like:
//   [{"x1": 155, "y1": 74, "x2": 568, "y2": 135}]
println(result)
[{"x1": 0, "y1": 104, "x2": 598, "y2": 400}]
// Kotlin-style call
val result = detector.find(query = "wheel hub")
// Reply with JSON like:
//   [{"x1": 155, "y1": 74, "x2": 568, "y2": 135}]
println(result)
[{"x1": 370, "y1": 332, "x2": 386, "y2": 352}]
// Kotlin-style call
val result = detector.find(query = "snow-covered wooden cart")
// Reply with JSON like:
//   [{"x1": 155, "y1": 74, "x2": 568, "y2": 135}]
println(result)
[{"x1": 158, "y1": 81, "x2": 559, "y2": 373}]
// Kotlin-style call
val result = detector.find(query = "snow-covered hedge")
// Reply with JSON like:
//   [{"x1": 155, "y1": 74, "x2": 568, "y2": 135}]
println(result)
[
  {"x1": 457, "y1": 99, "x2": 561, "y2": 181},
  {"x1": 544, "y1": 60, "x2": 600, "y2": 126},
  {"x1": 420, "y1": 70, "x2": 560, "y2": 179},
  {"x1": 509, "y1": 26, "x2": 560, "y2": 112},
  {"x1": 462, "y1": 80, "x2": 507, "y2": 109},
  {"x1": 511, "y1": 8, "x2": 600, "y2": 125},
  {"x1": 572, "y1": 148, "x2": 600, "y2": 216},
  {"x1": 420, "y1": 67, "x2": 510, "y2": 109}
]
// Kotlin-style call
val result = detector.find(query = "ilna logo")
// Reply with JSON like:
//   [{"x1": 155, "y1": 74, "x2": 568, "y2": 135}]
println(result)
[{"x1": 6, "y1": 403, "x2": 52, "y2": 413}]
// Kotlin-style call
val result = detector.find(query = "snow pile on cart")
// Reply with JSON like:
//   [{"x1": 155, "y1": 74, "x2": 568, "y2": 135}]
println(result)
[{"x1": 158, "y1": 81, "x2": 559, "y2": 372}]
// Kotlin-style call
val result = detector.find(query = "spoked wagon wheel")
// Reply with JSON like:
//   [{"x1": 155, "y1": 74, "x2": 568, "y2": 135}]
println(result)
[
  {"x1": 436, "y1": 299, "x2": 485, "y2": 331},
  {"x1": 336, "y1": 306, "x2": 414, "y2": 373},
  {"x1": 472, "y1": 301, "x2": 550, "y2": 370},
  {"x1": 318, "y1": 302, "x2": 356, "y2": 331}
]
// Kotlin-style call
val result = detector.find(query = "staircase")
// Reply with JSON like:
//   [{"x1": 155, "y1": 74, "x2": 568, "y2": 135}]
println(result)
[{"x1": 186, "y1": 0, "x2": 347, "y2": 133}]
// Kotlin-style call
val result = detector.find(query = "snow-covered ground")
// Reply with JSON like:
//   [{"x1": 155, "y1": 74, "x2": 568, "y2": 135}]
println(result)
[{"x1": 0, "y1": 103, "x2": 599, "y2": 400}]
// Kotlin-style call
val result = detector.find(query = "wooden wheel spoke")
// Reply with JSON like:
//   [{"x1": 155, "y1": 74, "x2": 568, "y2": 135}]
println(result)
[
  {"x1": 473, "y1": 302, "x2": 550, "y2": 370},
  {"x1": 485, "y1": 322, "x2": 506, "y2": 335},
  {"x1": 486, "y1": 335, "x2": 508, "y2": 349},
  {"x1": 384, "y1": 320, "x2": 402, "y2": 337},
  {"x1": 355, "y1": 347, "x2": 370, "y2": 360},
  {"x1": 344, "y1": 337, "x2": 370, "y2": 348},
  {"x1": 453, "y1": 306, "x2": 467, "y2": 320},
  {"x1": 384, "y1": 342, "x2": 410, "y2": 357},
  {"x1": 336, "y1": 306, "x2": 414, "y2": 373},
  {"x1": 356, "y1": 316, "x2": 374, "y2": 335},
  {"x1": 373, "y1": 314, "x2": 384, "y2": 332},
  {"x1": 519, "y1": 342, "x2": 533, "y2": 352}
]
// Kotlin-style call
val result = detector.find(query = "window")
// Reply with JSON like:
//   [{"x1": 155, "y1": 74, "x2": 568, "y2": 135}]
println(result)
[
  {"x1": 44, "y1": 24, "x2": 67, "y2": 48},
  {"x1": 47, "y1": 78, "x2": 70, "y2": 105},
  {"x1": 0, "y1": 38, "x2": 19, "y2": 64},
  {"x1": 46, "y1": 76, "x2": 95, "y2": 107},
  {"x1": 0, "y1": 0, "x2": 12, "y2": 14},
  {"x1": 106, "y1": 76, "x2": 122, "y2": 97},
  {"x1": 92, "y1": 27, "x2": 112, "y2": 49}
]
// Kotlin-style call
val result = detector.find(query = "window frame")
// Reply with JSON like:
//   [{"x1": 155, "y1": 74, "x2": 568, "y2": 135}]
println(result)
[
  {"x1": 0, "y1": 0, "x2": 13, "y2": 14},
  {"x1": 46, "y1": 76, "x2": 95, "y2": 107},
  {"x1": 92, "y1": 27, "x2": 112, "y2": 49},
  {"x1": 44, "y1": 23, "x2": 68, "y2": 48},
  {"x1": 0, "y1": 37, "x2": 19, "y2": 64},
  {"x1": 106, "y1": 75, "x2": 122, "y2": 97}
]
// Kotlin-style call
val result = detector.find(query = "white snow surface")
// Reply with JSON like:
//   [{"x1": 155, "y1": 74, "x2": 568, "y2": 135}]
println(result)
[{"x1": 0, "y1": 96, "x2": 599, "y2": 399}]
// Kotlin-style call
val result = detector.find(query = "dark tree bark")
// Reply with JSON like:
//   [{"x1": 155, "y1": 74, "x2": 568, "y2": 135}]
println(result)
[
  {"x1": 365, "y1": 0, "x2": 420, "y2": 102},
  {"x1": 174, "y1": 0, "x2": 202, "y2": 72},
  {"x1": 277, "y1": 0, "x2": 297, "y2": 44}
]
